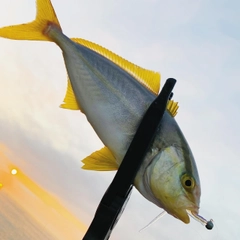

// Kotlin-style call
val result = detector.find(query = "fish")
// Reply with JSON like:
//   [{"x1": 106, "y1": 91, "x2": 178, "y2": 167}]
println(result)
[{"x1": 0, "y1": 0, "x2": 213, "y2": 227}]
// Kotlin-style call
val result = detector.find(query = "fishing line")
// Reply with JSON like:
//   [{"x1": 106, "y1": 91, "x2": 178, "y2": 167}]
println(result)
[{"x1": 139, "y1": 211, "x2": 167, "y2": 232}]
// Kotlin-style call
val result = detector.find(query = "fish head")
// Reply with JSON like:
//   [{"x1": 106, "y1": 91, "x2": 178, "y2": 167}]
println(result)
[
  {"x1": 148, "y1": 145, "x2": 200, "y2": 223},
  {"x1": 136, "y1": 143, "x2": 201, "y2": 224}
]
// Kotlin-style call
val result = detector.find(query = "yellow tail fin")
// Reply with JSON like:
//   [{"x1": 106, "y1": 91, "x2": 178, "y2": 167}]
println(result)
[{"x1": 0, "y1": 0, "x2": 61, "y2": 41}]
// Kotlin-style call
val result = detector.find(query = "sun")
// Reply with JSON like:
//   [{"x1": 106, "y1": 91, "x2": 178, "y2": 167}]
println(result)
[{"x1": 11, "y1": 169, "x2": 18, "y2": 175}]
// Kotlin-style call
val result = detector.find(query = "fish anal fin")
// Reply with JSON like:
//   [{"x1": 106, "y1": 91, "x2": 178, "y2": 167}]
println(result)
[
  {"x1": 82, "y1": 146, "x2": 118, "y2": 171},
  {"x1": 71, "y1": 38, "x2": 160, "y2": 95},
  {"x1": 167, "y1": 100, "x2": 179, "y2": 117},
  {"x1": 60, "y1": 77, "x2": 84, "y2": 112}
]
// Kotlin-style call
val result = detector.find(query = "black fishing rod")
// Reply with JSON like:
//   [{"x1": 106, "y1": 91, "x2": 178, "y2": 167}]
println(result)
[{"x1": 83, "y1": 78, "x2": 176, "y2": 240}]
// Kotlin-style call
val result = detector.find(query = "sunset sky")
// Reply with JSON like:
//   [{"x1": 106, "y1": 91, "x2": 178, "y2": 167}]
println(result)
[{"x1": 0, "y1": 0, "x2": 240, "y2": 239}]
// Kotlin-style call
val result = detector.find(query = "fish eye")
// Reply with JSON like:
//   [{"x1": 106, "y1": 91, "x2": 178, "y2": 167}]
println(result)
[
  {"x1": 185, "y1": 179, "x2": 192, "y2": 187},
  {"x1": 181, "y1": 174, "x2": 195, "y2": 190}
]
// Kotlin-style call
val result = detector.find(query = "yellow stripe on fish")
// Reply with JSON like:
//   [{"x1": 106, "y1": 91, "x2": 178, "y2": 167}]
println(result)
[{"x1": 61, "y1": 76, "x2": 179, "y2": 117}]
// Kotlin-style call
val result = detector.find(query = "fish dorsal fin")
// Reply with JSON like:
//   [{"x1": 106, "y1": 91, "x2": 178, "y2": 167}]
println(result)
[
  {"x1": 167, "y1": 100, "x2": 179, "y2": 117},
  {"x1": 81, "y1": 146, "x2": 118, "y2": 171},
  {"x1": 71, "y1": 38, "x2": 160, "y2": 95},
  {"x1": 60, "y1": 78, "x2": 84, "y2": 112}
]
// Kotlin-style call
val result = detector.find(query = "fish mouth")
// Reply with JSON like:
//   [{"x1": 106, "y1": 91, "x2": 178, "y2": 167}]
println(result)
[
  {"x1": 173, "y1": 208, "x2": 190, "y2": 224},
  {"x1": 165, "y1": 194, "x2": 200, "y2": 224},
  {"x1": 168, "y1": 203, "x2": 199, "y2": 224}
]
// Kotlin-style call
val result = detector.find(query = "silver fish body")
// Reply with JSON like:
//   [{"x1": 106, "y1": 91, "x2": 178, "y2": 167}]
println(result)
[{"x1": 48, "y1": 27, "x2": 200, "y2": 223}]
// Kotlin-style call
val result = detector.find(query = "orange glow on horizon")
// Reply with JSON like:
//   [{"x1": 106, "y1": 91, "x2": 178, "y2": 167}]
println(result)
[{"x1": 0, "y1": 144, "x2": 87, "y2": 239}]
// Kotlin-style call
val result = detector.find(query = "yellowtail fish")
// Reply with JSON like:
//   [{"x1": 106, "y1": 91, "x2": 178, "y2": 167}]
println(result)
[{"x1": 0, "y1": 0, "x2": 213, "y2": 228}]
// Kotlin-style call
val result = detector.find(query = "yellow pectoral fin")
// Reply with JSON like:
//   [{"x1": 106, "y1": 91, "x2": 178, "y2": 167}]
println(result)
[
  {"x1": 82, "y1": 147, "x2": 118, "y2": 171},
  {"x1": 60, "y1": 78, "x2": 84, "y2": 113},
  {"x1": 71, "y1": 38, "x2": 161, "y2": 95},
  {"x1": 167, "y1": 100, "x2": 179, "y2": 117}
]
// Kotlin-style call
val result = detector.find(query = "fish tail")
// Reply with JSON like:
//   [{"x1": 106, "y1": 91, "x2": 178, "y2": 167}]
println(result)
[{"x1": 0, "y1": 0, "x2": 61, "y2": 41}]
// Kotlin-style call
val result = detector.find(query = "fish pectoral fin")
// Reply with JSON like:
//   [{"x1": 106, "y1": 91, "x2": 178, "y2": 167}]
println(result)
[
  {"x1": 167, "y1": 100, "x2": 179, "y2": 117},
  {"x1": 71, "y1": 38, "x2": 160, "y2": 95},
  {"x1": 82, "y1": 147, "x2": 118, "y2": 171},
  {"x1": 60, "y1": 77, "x2": 84, "y2": 113}
]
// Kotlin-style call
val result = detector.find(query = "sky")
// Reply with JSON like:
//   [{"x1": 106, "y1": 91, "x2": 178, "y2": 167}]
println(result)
[{"x1": 0, "y1": 0, "x2": 240, "y2": 239}]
